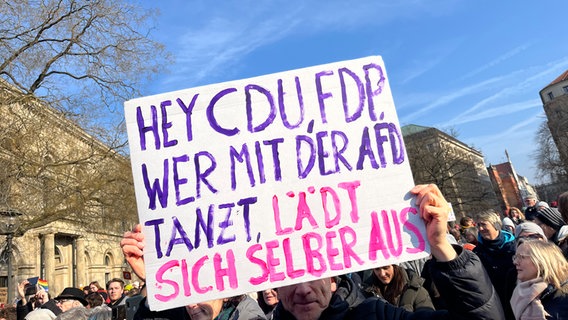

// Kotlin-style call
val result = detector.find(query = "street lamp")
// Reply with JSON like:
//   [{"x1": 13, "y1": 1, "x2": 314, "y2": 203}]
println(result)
[{"x1": 0, "y1": 209, "x2": 22, "y2": 305}]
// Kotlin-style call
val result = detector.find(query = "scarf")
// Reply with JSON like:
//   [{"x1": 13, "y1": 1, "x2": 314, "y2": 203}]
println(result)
[{"x1": 510, "y1": 277, "x2": 550, "y2": 320}]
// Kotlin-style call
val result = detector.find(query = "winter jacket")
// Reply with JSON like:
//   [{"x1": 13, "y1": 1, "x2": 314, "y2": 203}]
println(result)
[
  {"x1": 272, "y1": 275, "x2": 367, "y2": 320},
  {"x1": 524, "y1": 206, "x2": 538, "y2": 221},
  {"x1": 274, "y1": 247, "x2": 505, "y2": 320},
  {"x1": 131, "y1": 294, "x2": 265, "y2": 320},
  {"x1": 362, "y1": 268, "x2": 434, "y2": 312},
  {"x1": 473, "y1": 229, "x2": 516, "y2": 313},
  {"x1": 17, "y1": 299, "x2": 62, "y2": 320},
  {"x1": 554, "y1": 225, "x2": 568, "y2": 259},
  {"x1": 539, "y1": 280, "x2": 568, "y2": 319},
  {"x1": 217, "y1": 295, "x2": 266, "y2": 320}
]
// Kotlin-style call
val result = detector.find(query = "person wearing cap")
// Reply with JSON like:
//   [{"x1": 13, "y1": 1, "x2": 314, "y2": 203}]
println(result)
[
  {"x1": 524, "y1": 195, "x2": 538, "y2": 221},
  {"x1": 534, "y1": 207, "x2": 568, "y2": 259},
  {"x1": 54, "y1": 287, "x2": 88, "y2": 313}
]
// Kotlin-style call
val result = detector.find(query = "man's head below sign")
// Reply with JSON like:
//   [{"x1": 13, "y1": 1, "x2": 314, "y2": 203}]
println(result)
[{"x1": 121, "y1": 184, "x2": 505, "y2": 320}]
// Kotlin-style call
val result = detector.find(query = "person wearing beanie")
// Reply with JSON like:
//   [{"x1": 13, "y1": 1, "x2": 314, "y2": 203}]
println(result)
[
  {"x1": 537, "y1": 201, "x2": 550, "y2": 210},
  {"x1": 535, "y1": 207, "x2": 568, "y2": 259},
  {"x1": 514, "y1": 221, "x2": 546, "y2": 240},
  {"x1": 502, "y1": 217, "x2": 515, "y2": 234}
]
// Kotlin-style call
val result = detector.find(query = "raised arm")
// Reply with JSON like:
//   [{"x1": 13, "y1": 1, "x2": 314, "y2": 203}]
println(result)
[
  {"x1": 120, "y1": 224, "x2": 146, "y2": 281},
  {"x1": 410, "y1": 184, "x2": 457, "y2": 262}
]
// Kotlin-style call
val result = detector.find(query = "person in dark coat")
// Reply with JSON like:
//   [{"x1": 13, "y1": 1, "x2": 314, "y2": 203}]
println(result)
[
  {"x1": 524, "y1": 195, "x2": 538, "y2": 221},
  {"x1": 121, "y1": 184, "x2": 505, "y2": 320},
  {"x1": 473, "y1": 209, "x2": 516, "y2": 319},
  {"x1": 362, "y1": 264, "x2": 434, "y2": 312}
]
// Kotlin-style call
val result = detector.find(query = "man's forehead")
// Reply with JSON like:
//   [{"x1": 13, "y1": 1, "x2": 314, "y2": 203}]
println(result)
[{"x1": 280, "y1": 277, "x2": 333, "y2": 289}]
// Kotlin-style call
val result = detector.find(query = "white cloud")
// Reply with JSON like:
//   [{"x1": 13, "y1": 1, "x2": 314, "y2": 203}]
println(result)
[
  {"x1": 157, "y1": 0, "x2": 464, "y2": 86},
  {"x1": 400, "y1": 74, "x2": 506, "y2": 123},
  {"x1": 450, "y1": 57, "x2": 568, "y2": 122},
  {"x1": 459, "y1": 43, "x2": 532, "y2": 81},
  {"x1": 436, "y1": 99, "x2": 540, "y2": 126}
]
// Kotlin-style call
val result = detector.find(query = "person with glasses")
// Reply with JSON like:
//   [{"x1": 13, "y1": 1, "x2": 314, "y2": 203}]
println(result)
[
  {"x1": 503, "y1": 221, "x2": 548, "y2": 318},
  {"x1": 515, "y1": 222, "x2": 546, "y2": 243},
  {"x1": 53, "y1": 288, "x2": 88, "y2": 313},
  {"x1": 121, "y1": 184, "x2": 506, "y2": 320},
  {"x1": 510, "y1": 240, "x2": 568, "y2": 319}
]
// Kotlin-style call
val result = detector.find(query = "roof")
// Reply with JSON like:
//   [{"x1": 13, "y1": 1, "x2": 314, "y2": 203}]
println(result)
[
  {"x1": 547, "y1": 69, "x2": 568, "y2": 87},
  {"x1": 401, "y1": 124, "x2": 432, "y2": 136}
]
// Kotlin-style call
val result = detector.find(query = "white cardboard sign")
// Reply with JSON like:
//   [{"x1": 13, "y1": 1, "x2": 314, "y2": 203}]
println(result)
[{"x1": 124, "y1": 56, "x2": 429, "y2": 311}]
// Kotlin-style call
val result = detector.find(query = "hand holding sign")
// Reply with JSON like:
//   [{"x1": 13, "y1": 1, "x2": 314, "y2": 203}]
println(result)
[
  {"x1": 410, "y1": 184, "x2": 457, "y2": 262},
  {"x1": 120, "y1": 224, "x2": 146, "y2": 281},
  {"x1": 124, "y1": 56, "x2": 429, "y2": 310}
]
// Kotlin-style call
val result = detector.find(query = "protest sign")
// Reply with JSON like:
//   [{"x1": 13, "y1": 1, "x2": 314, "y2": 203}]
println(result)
[{"x1": 124, "y1": 56, "x2": 429, "y2": 311}]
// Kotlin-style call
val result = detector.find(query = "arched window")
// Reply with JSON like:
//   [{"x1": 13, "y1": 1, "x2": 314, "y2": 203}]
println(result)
[
  {"x1": 54, "y1": 246, "x2": 62, "y2": 264},
  {"x1": 104, "y1": 253, "x2": 113, "y2": 284}
]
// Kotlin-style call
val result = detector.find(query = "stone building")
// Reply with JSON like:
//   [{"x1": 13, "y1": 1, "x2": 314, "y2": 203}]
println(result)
[
  {"x1": 0, "y1": 84, "x2": 138, "y2": 301},
  {"x1": 402, "y1": 124, "x2": 500, "y2": 221},
  {"x1": 539, "y1": 69, "x2": 568, "y2": 173}
]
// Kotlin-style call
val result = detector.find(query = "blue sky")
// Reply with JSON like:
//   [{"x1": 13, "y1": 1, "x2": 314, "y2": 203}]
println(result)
[{"x1": 139, "y1": 0, "x2": 568, "y2": 184}]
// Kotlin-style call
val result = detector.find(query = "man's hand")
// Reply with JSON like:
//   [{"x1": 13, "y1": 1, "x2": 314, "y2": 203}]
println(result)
[
  {"x1": 411, "y1": 184, "x2": 457, "y2": 262},
  {"x1": 17, "y1": 280, "x2": 29, "y2": 303},
  {"x1": 120, "y1": 224, "x2": 146, "y2": 281}
]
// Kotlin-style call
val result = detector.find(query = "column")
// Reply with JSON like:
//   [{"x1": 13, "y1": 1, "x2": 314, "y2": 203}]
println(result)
[
  {"x1": 75, "y1": 237, "x2": 86, "y2": 288},
  {"x1": 42, "y1": 233, "x2": 55, "y2": 294}
]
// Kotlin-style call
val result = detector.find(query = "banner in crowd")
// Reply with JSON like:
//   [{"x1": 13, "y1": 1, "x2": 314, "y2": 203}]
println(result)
[{"x1": 124, "y1": 56, "x2": 429, "y2": 311}]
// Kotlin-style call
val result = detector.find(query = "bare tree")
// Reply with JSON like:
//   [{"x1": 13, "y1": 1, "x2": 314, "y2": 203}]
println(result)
[
  {"x1": 0, "y1": 95, "x2": 138, "y2": 234},
  {"x1": 0, "y1": 0, "x2": 170, "y2": 147},
  {"x1": 0, "y1": 0, "x2": 167, "y2": 233},
  {"x1": 404, "y1": 127, "x2": 499, "y2": 218},
  {"x1": 535, "y1": 121, "x2": 567, "y2": 180}
]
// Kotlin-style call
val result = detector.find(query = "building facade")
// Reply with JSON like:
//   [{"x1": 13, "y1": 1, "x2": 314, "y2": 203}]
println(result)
[
  {"x1": 402, "y1": 125, "x2": 500, "y2": 221},
  {"x1": 487, "y1": 155, "x2": 538, "y2": 212},
  {"x1": 0, "y1": 85, "x2": 138, "y2": 300},
  {"x1": 539, "y1": 69, "x2": 568, "y2": 173}
]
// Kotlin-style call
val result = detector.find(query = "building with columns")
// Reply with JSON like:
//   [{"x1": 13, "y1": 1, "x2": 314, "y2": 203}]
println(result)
[
  {"x1": 0, "y1": 83, "x2": 138, "y2": 300},
  {"x1": 7, "y1": 221, "x2": 131, "y2": 298}
]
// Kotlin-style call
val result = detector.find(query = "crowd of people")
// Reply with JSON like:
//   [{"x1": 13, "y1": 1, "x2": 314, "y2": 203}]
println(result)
[
  {"x1": 0, "y1": 277, "x2": 142, "y2": 320},
  {"x1": 2, "y1": 185, "x2": 568, "y2": 320}
]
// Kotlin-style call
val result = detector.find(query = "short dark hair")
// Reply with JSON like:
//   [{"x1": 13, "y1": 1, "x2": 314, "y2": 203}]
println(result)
[{"x1": 106, "y1": 278, "x2": 125, "y2": 290}]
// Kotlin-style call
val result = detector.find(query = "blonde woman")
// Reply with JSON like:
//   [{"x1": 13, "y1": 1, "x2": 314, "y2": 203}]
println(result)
[{"x1": 511, "y1": 240, "x2": 568, "y2": 319}]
